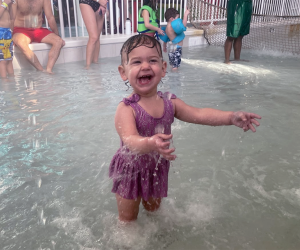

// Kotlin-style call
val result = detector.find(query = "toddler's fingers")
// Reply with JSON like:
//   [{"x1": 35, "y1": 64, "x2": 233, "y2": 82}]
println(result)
[
  {"x1": 251, "y1": 119, "x2": 260, "y2": 126},
  {"x1": 161, "y1": 147, "x2": 175, "y2": 157},
  {"x1": 162, "y1": 152, "x2": 176, "y2": 161},
  {"x1": 160, "y1": 140, "x2": 170, "y2": 149},
  {"x1": 249, "y1": 113, "x2": 262, "y2": 119},
  {"x1": 158, "y1": 133, "x2": 173, "y2": 140},
  {"x1": 248, "y1": 123, "x2": 256, "y2": 132}
]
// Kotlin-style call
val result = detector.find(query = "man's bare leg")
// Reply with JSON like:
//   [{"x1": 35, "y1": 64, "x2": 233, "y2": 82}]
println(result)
[
  {"x1": 92, "y1": 13, "x2": 105, "y2": 64},
  {"x1": 224, "y1": 37, "x2": 234, "y2": 64},
  {"x1": 233, "y1": 36, "x2": 243, "y2": 61},
  {"x1": 41, "y1": 33, "x2": 64, "y2": 74},
  {"x1": 13, "y1": 33, "x2": 44, "y2": 71}
]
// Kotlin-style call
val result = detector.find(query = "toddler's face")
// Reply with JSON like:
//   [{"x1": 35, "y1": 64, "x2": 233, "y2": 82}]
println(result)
[{"x1": 118, "y1": 45, "x2": 167, "y2": 96}]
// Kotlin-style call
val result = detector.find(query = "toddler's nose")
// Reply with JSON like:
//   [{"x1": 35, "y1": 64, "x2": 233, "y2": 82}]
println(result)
[{"x1": 140, "y1": 61, "x2": 151, "y2": 70}]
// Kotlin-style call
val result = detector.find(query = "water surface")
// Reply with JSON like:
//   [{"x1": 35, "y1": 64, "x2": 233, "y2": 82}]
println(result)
[{"x1": 1, "y1": 45, "x2": 300, "y2": 250}]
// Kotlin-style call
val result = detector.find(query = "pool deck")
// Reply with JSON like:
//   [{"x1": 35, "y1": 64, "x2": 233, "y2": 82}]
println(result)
[{"x1": 13, "y1": 28, "x2": 206, "y2": 70}]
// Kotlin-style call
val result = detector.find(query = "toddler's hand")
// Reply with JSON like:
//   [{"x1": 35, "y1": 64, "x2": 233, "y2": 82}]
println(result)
[
  {"x1": 157, "y1": 28, "x2": 165, "y2": 35},
  {"x1": 149, "y1": 134, "x2": 176, "y2": 160},
  {"x1": 231, "y1": 111, "x2": 261, "y2": 132},
  {"x1": 185, "y1": 8, "x2": 190, "y2": 16}
]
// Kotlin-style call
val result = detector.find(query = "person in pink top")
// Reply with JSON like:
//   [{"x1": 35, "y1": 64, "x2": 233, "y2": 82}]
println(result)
[{"x1": 109, "y1": 34, "x2": 261, "y2": 222}]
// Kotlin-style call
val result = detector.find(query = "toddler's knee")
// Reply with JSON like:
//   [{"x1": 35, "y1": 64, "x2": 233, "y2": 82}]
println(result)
[
  {"x1": 142, "y1": 199, "x2": 161, "y2": 212},
  {"x1": 118, "y1": 211, "x2": 138, "y2": 222}
]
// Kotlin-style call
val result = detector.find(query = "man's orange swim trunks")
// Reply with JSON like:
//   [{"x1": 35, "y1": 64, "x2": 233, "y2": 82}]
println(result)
[{"x1": 13, "y1": 27, "x2": 53, "y2": 43}]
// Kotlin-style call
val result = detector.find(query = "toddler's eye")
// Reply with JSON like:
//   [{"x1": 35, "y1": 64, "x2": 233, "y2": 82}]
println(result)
[
  {"x1": 150, "y1": 59, "x2": 158, "y2": 63},
  {"x1": 131, "y1": 60, "x2": 140, "y2": 64}
]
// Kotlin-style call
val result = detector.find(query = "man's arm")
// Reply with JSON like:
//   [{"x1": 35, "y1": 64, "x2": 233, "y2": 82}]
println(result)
[{"x1": 43, "y1": 0, "x2": 59, "y2": 36}]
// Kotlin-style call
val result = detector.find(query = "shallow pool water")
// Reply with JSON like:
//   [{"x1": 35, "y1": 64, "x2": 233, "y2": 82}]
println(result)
[{"x1": 1, "y1": 45, "x2": 300, "y2": 250}]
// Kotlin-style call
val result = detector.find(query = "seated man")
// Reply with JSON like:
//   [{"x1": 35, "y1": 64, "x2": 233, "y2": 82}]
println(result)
[{"x1": 12, "y1": 0, "x2": 65, "y2": 73}]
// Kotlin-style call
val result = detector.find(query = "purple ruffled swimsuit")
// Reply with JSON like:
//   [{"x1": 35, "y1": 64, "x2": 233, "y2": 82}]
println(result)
[{"x1": 109, "y1": 91, "x2": 176, "y2": 201}]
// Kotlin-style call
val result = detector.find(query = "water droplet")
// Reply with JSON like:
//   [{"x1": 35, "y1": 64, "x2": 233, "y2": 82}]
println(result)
[{"x1": 35, "y1": 177, "x2": 42, "y2": 188}]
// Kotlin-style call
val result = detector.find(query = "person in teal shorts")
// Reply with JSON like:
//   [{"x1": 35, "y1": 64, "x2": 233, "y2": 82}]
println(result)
[{"x1": 224, "y1": 0, "x2": 252, "y2": 64}]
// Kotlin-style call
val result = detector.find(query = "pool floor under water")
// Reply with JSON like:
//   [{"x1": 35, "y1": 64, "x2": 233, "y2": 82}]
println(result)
[{"x1": 0, "y1": 45, "x2": 300, "y2": 250}]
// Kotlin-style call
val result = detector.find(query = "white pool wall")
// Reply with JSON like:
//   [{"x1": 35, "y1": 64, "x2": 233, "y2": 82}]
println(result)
[{"x1": 13, "y1": 28, "x2": 205, "y2": 70}]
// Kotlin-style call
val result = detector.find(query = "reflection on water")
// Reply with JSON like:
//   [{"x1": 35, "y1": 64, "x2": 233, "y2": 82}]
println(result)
[{"x1": 1, "y1": 46, "x2": 300, "y2": 249}]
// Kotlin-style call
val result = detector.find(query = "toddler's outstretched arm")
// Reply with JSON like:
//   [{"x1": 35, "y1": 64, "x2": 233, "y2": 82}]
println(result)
[
  {"x1": 173, "y1": 98, "x2": 261, "y2": 132},
  {"x1": 115, "y1": 102, "x2": 176, "y2": 160},
  {"x1": 183, "y1": 8, "x2": 190, "y2": 27}
]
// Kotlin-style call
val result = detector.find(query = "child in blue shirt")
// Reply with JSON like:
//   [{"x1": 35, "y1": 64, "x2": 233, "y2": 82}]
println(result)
[{"x1": 159, "y1": 8, "x2": 189, "y2": 71}]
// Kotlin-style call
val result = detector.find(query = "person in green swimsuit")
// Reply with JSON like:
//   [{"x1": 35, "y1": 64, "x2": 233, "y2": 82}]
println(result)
[
  {"x1": 224, "y1": 0, "x2": 252, "y2": 64},
  {"x1": 137, "y1": 0, "x2": 164, "y2": 37}
]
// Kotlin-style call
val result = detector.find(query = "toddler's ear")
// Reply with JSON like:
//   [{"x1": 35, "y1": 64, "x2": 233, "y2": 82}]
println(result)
[
  {"x1": 162, "y1": 61, "x2": 167, "y2": 76},
  {"x1": 118, "y1": 65, "x2": 128, "y2": 81}
]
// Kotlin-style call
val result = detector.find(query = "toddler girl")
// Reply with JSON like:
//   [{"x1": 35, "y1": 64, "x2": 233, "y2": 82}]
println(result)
[{"x1": 109, "y1": 34, "x2": 261, "y2": 222}]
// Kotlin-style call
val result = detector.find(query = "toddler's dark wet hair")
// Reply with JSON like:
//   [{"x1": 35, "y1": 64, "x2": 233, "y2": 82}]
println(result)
[
  {"x1": 143, "y1": 0, "x2": 158, "y2": 11},
  {"x1": 165, "y1": 8, "x2": 179, "y2": 22},
  {"x1": 120, "y1": 34, "x2": 163, "y2": 64}
]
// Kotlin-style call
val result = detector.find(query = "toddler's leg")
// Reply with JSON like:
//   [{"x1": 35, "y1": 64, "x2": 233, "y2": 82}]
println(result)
[
  {"x1": 0, "y1": 61, "x2": 7, "y2": 78},
  {"x1": 7, "y1": 60, "x2": 14, "y2": 77},
  {"x1": 142, "y1": 197, "x2": 161, "y2": 212},
  {"x1": 116, "y1": 193, "x2": 141, "y2": 222}
]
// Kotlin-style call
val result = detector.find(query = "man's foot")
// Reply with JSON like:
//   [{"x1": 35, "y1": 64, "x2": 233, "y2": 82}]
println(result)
[
  {"x1": 171, "y1": 67, "x2": 178, "y2": 72},
  {"x1": 224, "y1": 60, "x2": 231, "y2": 64},
  {"x1": 43, "y1": 69, "x2": 54, "y2": 74},
  {"x1": 84, "y1": 65, "x2": 90, "y2": 70}
]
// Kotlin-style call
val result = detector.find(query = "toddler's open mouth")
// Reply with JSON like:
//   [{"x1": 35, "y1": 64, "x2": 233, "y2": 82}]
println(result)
[{"x1": 138, "y1": 75, "x2": 152, "y2": 84}]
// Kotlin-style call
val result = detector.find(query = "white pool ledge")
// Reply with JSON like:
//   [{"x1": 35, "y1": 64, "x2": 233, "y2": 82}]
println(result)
[{"x1": 13, "y1": 28, "x2": 205, "y2": 70}]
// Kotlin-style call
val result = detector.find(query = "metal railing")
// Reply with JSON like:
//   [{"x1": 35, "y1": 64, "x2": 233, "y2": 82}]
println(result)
[
  {"x1": 45, "y1": 0, "x2": 188, "y2": 38},
  {"x1": 45, "y1": 0, "x2": 299, "y2": 38}
]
